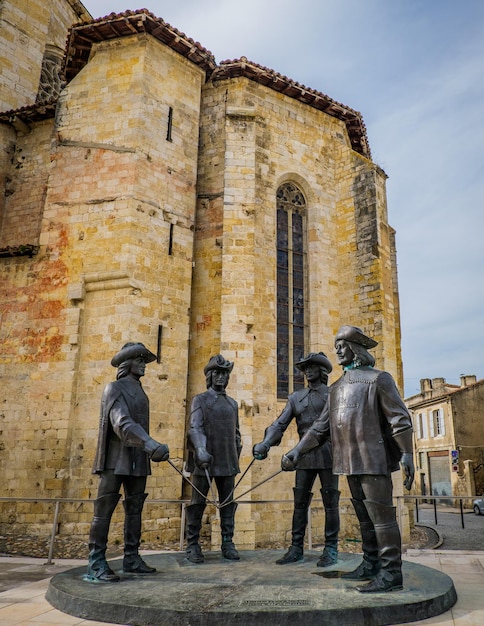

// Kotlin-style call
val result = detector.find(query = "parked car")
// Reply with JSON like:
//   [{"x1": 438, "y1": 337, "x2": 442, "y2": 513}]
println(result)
[{"x1": 473, "y1": 496, "x2": 484, "y2": 515}]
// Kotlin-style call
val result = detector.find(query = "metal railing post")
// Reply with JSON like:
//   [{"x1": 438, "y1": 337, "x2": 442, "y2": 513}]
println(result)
[
  {"x1": 46, "y1": 500, "x2": 60, "y2": 565},
  {"x1": 307, "y1": 504, "x2": 312, "y2": 550},
  {"x1": 179, "y1": 502, "x2": 186, "y2": 552},
  {"x1": 396, "y1": 496, "x2": 402, "y2": 530},
  {"x1": 4, "y1": 493, "x2": 479, "y2": 561}
]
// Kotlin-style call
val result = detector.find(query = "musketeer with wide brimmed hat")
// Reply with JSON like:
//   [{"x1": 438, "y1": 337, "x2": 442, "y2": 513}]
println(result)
[
  {"x1": 87, "y1": 342, "x2": 170, "y2": 583},
  {"x1": 282, "y1": 326, "x2": 415, "y2": 593},
  {"x1": 185, "y1": 354, "x2": 242, "y2": 564},
  {"x1": 253, "y1": 351, "x2": 340, "y2": 567}
]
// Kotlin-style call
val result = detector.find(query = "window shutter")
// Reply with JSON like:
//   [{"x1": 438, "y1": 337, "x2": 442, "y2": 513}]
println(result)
[
  {"x1": 429, "y1": 411, "x2": 434, "y2": 437},
  {"x1": 417, "y1": 414, "x2": 422, "y2": 439},
  {"x1": 422, "y1": 412, "x2": 428, "y2": 439},
  {"x1": 440, "y1": 408, "x2": 446, "y2": 435}
]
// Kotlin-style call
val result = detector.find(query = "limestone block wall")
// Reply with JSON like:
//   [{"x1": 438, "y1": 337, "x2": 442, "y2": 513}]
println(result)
[
  {"x1": 0, "y1": 123, "x2": 15, "y2": 242},
  {"x1": 191, "y1": 74, "x2": 406, "y2": 548},
  {"x1": 452, "y1": 384, "x2": 484, "y2": 495},
  {"x1": 0, "y1": 30, "x2": 206, "y2": 543},
  {"x1": 0, "y1": 8, "x2": 407, "y2": 546},
  {"x1": 0, "y1": 0, "x2": 90, "y2": 112},
  {"x1": 0, "y1": 120, "x2": 54, "y2": 247}
]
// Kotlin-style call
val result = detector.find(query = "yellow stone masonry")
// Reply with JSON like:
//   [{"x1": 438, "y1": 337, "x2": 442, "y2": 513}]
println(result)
[{"x1": 0, "y1": 1, "x2": 409, "y2": 549}]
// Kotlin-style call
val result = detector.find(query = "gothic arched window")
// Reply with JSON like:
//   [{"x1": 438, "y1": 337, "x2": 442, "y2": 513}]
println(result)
[{"x1": 276, "y1": 182, "x2": 307, "y2": 398}]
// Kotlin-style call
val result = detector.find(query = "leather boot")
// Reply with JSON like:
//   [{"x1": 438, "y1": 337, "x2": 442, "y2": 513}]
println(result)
[
  {"x1": 87, "y1": 492, "x2": 122, "y2": 583},
  {"x1": 317, "y1": 487, "x2": 340, "y2": 567},
  {"x1": 356, "y1": 500, "x2": 403, "y2": 593},
  {"x1": 185, "y1": 503, "x2": 206, "y2": 563},
  {"x1": 341, "y1": 499, "x2": 380, "y2": 580},
  {"x1": 220, "y1": 502, "x2": 240, "y2": 560},
  {"x1": 276, "y1": 488, "x2": 312, "y2": 564},
  {"x1": 122, "y1": 493, "x2": 156, "y2": 574}
]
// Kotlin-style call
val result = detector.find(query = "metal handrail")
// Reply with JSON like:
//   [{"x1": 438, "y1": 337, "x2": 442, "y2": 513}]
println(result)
[
  {"x1": 0, "y1": 496, "x2": 191, "y2": 563},
  {"x1": 396, "y1": 494, "x2": 479, "y2": 529},
  {"x1": 1, "y1": 494, "x2": 480, "y2": 564}
]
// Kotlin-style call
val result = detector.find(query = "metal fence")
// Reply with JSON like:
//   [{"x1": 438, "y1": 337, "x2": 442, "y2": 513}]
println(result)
[
  {"x1": 1, "y1": 494, "x2": 479, "y2": 564},
  {"x1": 396, "y1": 494, "x2": 479, "y2": 529}
]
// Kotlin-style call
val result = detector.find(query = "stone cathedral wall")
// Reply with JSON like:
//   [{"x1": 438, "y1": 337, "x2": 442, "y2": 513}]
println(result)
[
  {"x1": 0, "y1": 26, "x2": 207, "y2": 544},
  {"x1": 0, "y1": 0, "x2": 89, "y2": 112},
  {"x1": 190, "y1": 75, "x2": 406, "y2": 549},
  {"x1": 0, "y1": 2, "x2": 408, "y2": 549}
]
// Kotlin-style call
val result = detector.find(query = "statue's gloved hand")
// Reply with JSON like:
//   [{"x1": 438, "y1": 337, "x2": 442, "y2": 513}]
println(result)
[
  {"x1": 281, "y1": 448, "x2": 301, "y2": 471},
  {"x1": 252, "y1": 442, "x2": 269, "y2": 460},
  {"x1": 195, "y1": 447, "x2": 213, "y2": 469},
  {"x1": 151, "y1": 443, "x2": 170, "y2": 462},
  {"x1": 144, "y1": 437, "x2": 169, "y2": 462},
  {"x1": 401, "y1": 452, "x2": 415, "y2": 490}
]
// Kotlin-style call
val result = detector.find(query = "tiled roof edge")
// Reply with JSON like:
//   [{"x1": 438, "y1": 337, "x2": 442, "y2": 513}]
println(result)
[
  {"x1": 1, "y1": 13, "x2": 372, "y2": 160},
  {"x1": 212, "y1": 57, "x2": 371, "y2": 159},
  {"x1": 64, "y1": 9, "x2": 217, "y2": 81}
]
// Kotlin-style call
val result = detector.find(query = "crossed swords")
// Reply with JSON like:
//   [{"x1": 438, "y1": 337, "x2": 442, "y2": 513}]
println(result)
[{"x1": 166, "y1": 458, "x2": 283, "y2": 509}]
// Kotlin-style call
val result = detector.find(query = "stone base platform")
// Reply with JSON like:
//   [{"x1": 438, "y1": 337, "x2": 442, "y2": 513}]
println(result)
[{"x1": 46, "y1": 550, "x2": 457, "y2": 626}]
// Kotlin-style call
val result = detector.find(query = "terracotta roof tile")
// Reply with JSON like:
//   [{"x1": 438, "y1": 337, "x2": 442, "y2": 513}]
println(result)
[
  {"x1": 0, "y1": 101, "x2": 57, "y2": 124},
  {"x1": 1, "y1": 11, "x2": 371, "y2": 157},
  {"x1": 213, "y1": 57, "x2": 370, "y2": 158},
  {"x1": 64, "y1": 9, "x2": 217, "y2": 81}
]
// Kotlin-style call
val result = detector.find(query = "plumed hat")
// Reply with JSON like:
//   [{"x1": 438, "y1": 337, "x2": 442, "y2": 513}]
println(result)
[
  {"x1": 295, "y1": 352, "x2": 332, "y2": 373},
  {"x1": 203, "y1": 354, "x2": 234, "y2": 375},
  {"x1": 111, "y1": 342, "x2": 157, "y2": 367},
  {"x1": 334, "y1": 325, "x2": 378, "y2": 349}
]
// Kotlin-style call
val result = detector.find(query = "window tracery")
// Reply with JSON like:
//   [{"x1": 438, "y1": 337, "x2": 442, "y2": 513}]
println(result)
[
  {"x1": 276, "y1": 182, "x2": 307, "y2": 398},
  {"x1": 36, "y1": 46, "x2": 64, "y2": 104}
]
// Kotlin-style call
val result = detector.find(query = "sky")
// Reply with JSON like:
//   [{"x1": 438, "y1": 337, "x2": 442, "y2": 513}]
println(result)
[{"x1": 80, "y1": 1, "x2": 484, "y2": 397}]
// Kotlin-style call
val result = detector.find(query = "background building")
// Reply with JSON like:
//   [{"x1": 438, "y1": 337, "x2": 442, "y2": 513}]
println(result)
[
  {"x1": 0, "y1": 2, "x2": 408, "y2": 549},
  {"x1": 406, "y1": 376, "x2": 484, "y2": 502}
]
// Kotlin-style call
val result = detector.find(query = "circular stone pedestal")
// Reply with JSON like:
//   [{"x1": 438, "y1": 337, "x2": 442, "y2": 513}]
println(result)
[{"x1": 46, "y1": 550, "x2": 457, "y2": 626}]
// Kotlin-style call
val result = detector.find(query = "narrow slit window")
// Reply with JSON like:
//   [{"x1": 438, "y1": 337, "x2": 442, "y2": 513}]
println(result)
[
  {"x1": 157, "y1": 325, "x2": 163, "y2": 363},
  {"x1": 166, "y1": 106, "x2": 173, "y2": 142},
  {"x1": 168, "y1": 223, "x2": 174, "y2": 255}
]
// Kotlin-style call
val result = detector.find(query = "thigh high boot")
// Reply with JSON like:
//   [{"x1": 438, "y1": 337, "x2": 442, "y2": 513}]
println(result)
[
  {"x1": 185, "y1": 503, "x2": 206, "y2": 563},
  {"x1": 123, "y1": 493, "x2": 156, "y2": 574},
  {"x1": 356, "y1": 500, "x2": 403, "y2": 593},
  {"x1": 317, "y1": 487, "x2": 340, "y2": 567},
  {"x1": 87, "y1": 492, "x2": 122, "y2": 582},
  {"x1": 341, "y1": 498, "x2": 380, "y2": 580},
  {"x1": 276, "y1": 488, "x2": 312, "y2": 564},
  {"x1": 220, "y1": 502, "x2": 240, "y2": 560}
]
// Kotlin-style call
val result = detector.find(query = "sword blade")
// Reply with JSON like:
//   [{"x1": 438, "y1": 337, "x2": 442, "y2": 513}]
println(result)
[
  {"x1": 219, "y1": 468, "x2": 284, "y2": 508},
  {"x1": 204, "y1": 467, "x2": 218, "y2": 506},
  {"x1": 220, "y1": 457, "x2": 255, "y2": 506},
  {"x1": 166, "y1": 458, "x2": 216, "y2": 504}
]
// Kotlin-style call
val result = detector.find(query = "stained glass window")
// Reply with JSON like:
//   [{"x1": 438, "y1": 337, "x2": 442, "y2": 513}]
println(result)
[{"x1": 276, "y1": 182, "x2": 307, "y2": 398}]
